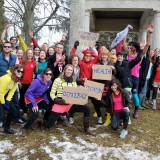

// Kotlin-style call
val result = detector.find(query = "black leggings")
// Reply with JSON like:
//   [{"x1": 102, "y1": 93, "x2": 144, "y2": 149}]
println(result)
[
  {"x1": 152, "y1": 87, "x2": 158, "y2": 99},
  {"x1": 23, "y1": 100, "x2": 51, "y2": 129},
  {"x1": 19, "y1": 84, "x2": 30, "y2": 113},
  {"x1": 111, "y1": 109, "x2": 129, "y2": 130},
  {"x1": 90, "y1": 97, "x2": 102, "y2": 117},
  {"x1": 44, "y1": 104, "x2": 90, "y2": 128},
  {"x1": 0, "y1": 102, "x2": 17, "y2": 128}
]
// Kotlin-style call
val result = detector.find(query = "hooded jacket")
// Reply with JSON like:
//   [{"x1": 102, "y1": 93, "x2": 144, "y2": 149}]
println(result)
[
  {"x1": 0, "y1": 70, "x2": 18, "y2": 104},
  {"x1": 25, "y1": 74, "x2": 52, "y2": 107}
]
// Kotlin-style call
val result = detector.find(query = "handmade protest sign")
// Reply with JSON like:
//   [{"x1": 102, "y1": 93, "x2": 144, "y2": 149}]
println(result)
[
  {"x1": 84, "y1": 80, "x2": 104, "y2": 98},
  {"x1": 92, "y1": 65, "x2": 112, "y2": 80},
  {"x1": 62, "y1": 86, "x2": 88, "y2": 105},
  {"x1": 78, "y1": 31, "x2": 99, "y2": 47}
]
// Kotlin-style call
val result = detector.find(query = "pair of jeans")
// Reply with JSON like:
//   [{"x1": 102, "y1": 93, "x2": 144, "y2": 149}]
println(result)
[{"x1": 111, "y1": 109, "x2": 129, "y2": 130}]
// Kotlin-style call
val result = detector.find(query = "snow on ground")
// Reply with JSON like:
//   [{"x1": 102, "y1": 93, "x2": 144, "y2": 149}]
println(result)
[{"x1": 0, "y1": 129, "x2": 160, "y2": 160}]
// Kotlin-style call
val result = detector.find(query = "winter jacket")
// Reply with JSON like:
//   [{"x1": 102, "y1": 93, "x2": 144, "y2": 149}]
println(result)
[
  {"x1": 0, "y1": 70, "x2": 18, "y2": 104},
  {"x1": 25, "y1": 74, "x2": 52, "y2": 107},
  {"x1": 102, "y1": 89, "x2": 132, "y2": 114},
  {"x1": 0, "y1": 53, "x2": 17, "y2": 76},
  {"x1": 114, "y1": 50, "x2": 142, "y2": 88},
  {"x1": 70, "y1": 47, "x2": 99, "y2": 82}
]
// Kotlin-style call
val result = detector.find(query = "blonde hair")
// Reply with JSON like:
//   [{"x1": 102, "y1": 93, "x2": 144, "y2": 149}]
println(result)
[{"x1": 22, "y1": 49, "x2": 35, "y2": 65}]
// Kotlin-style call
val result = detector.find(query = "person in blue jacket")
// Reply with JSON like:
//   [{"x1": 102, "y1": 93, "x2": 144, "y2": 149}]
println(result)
[{"x1": 21, "y1": 68, "x2": 52, "y2": 136}]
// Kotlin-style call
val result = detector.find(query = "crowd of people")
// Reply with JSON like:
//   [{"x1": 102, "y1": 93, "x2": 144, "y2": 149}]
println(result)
[{"x1": 0, "y1": 24, "x2": 159, "y2": 139}]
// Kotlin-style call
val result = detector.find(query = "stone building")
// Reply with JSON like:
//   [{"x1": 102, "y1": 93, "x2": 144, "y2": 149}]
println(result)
[{"x1": 69, "y1": 0, "x2": 160, "y2": 50}]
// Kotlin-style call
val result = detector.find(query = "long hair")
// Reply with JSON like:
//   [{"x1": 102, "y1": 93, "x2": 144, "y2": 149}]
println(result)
[
  {"x1": 68, "y1": 54, "x2": 80, "y2": 64},
  {"x1": 10, "y1": 64, "x2": 24, "y2": 82},
  {"x1": 147, "y1": 48, "x2": 156, "y2": 64},
  {"x1": 109, "y1": 79, "x2": 122, "y2": 92},
  {"x1": 59, "y1": 64, "x2": 75, "y2": 80},
  {"x1": 99, "y1": 50, "x2": 111, "y2": 61},
  {"x1": 22, "y1": 49, "x2": 35, "y2": 65}
]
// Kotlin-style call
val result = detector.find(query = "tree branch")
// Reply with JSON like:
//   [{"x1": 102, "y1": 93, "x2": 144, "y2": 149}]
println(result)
[{"x1": 34, "y1": 1, "x2": 60, "y2": 35}]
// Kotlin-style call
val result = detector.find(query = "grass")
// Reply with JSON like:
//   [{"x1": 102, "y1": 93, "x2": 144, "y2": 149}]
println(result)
[{"x1": 0, "y1": 100, "x2": 160, "y2": 159}]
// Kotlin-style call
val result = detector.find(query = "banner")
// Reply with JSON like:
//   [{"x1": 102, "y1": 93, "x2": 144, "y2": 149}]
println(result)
[
  {"x1": 92, "y1": 65, "x2": 112, "y2": 80},
  {"x1": 78, "y1": 31, "x2": 99, "y2": 47},
  {"x1": 62, "y1": 86, "x2": 88, "y2": 105},
  {"x1": 84, "y1": 80, "x2": 104, "y2": 98}
]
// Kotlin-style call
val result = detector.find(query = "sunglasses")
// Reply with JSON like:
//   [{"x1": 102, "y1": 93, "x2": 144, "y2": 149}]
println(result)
[
  {"x1": 3, "y1": 46, "x2": 11, "y2": 48},
  {"x1": 45, "y1": 73, "x2": 52, "y2": 76},
  {"x1": 17, "y1": 70, "x2": 24, "y2": 74},
  {"x1": 85, "y1": 55, "x2": 91, "y2": 58}
]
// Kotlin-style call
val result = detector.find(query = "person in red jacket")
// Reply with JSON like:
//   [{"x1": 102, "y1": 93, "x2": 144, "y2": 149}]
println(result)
[{"x1": 70, "y1": 41, "x2": 99, "y2": 83}]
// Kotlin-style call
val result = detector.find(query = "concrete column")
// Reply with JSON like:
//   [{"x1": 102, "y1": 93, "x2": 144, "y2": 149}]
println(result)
[
  {"x1": 84, "y1": 9, "x2": 91, "y2": 32},
  {"x1": 139, "y1": 29, "x2": 147, "y2": 42},
  {"x1": 69, "y1": 0, "x2": 85, "y2": 51},
  {"x1": 152, "y1": 11, "x2": 160, "y2": 49}
]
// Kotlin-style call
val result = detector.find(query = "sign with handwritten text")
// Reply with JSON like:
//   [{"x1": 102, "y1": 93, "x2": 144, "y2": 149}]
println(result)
[
  {"x1": 62, "y1": 86, "x2": 88, "y2": 105},
  {"x1": 84, "y1": 80, "x2": 104, "y2": 98},
  {"x1": 92, "y1": 65, "x2": 112, "y2": 80},
  {"x1": 78, "y1": 31, "x2": 99, "y2": 47}
]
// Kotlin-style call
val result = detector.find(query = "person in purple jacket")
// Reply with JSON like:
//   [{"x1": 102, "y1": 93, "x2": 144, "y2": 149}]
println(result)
[{"x1": 21, "y1": 68, "x2": 53, "y2": 136}]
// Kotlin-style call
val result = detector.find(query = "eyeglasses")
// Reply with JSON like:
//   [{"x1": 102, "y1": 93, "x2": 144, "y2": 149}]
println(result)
[
  {"x1": 85, "y1": 55, "x2": 91, "y2": 58},
  {"x1": 17, "y1": 70, "x2": 24, "y2": 74},
  {"x1": 3, "y1": 46, "x2": 11, "y2": 48},
  {"x1": 45, "y1": 73, "x2": 52, "y2": 76}
]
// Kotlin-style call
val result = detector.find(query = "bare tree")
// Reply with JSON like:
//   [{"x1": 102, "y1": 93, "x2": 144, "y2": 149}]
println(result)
[{"x1": 4, "y1": 0, "x2": 70, "y2": 45}]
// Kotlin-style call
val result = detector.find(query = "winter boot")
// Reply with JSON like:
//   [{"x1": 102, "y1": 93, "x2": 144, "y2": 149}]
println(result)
[
  {"x1": 83, "y1": 117, "x2": 95, "y2": 135},
  {"x1": 141, "y1": 96, "x2": 149, "y2": 109},
  {"x1": 152, "y1": 99, "x2": 156, "y2": 110},
  {"x1": 138, "y1": 94, "x2": 145, "y2": 110},
  {"x1": 103, "y1": 113, "x2": 111, "y2": 127},
  {"x1": 133, "y1": 109, "x2": 139, "y2": 119}
]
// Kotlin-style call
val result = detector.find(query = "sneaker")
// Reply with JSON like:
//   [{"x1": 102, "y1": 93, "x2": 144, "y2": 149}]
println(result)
[
  {"x1": 21, "y1": 128, "x2": 27, "y2": 137},
  {"x1": 15, "y1": 119, "x2": 25, "y2": 124},
  {"x1": 98, "y1": 117, "x2": 103, "y2": 124},
  {"x1": 133, "y1": 110, "x2": 139, "y2": 119},
  {"x1": 22, "y1": 113, "x2": 28, "y2": 121},
  {"x1": 93, "y1": 112, "x2": 97, "y2": 118},
  {"x1": 69, "y1": 117, "x2": 74, "y2": 124},
  {"x1": 152, "y1": 105, "x2": 156, "y2": 110},
  {"x1": 120, "y1": 129, "x2": 128, "y2": 139},
  {"x1": 63, "y1": 119, "x2": 72, "y2": 127},
  {"x1": 4, "y1": 128, "x2": 16, "y2": 134}
]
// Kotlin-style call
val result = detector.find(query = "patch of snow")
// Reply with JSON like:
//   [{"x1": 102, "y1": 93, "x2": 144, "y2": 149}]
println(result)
[
  {"x1": 41, "y1": 132, "x2": 160, "y2": 160},
  {"x1": 0, "y1": 140, "x2": 14, "y2": 153}
]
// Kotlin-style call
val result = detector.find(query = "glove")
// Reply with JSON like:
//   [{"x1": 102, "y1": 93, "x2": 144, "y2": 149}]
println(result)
[
  {"x1": 95, "y1": 41, "x2": 100, "y2": 49},
  {"x1": 3, "y1": 100, "x2": 10, "y2": 111},
  {"x1": 54, "y1": 98, "x2": 66, "y2": 105},
  {"x1": 74, "y1": 41, "x2": 79, "y2": 49}
]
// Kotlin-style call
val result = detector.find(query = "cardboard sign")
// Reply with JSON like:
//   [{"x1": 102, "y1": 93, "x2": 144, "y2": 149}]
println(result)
[
  {"x1": 78, "y1": 31, "x2": 99, "y2": 47},
  {"x1": 62, "y1": 86, "x2": 88, "y2": 105},
  {"x1": 84, "y1": 80, "x2": 104, "y2": 98},
  {"x1": 52, "y1": 104, "x2": 72, "y2": 113},
  {"x1": 92, "y1": 65, "x2": 112, "y2": 80}
]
